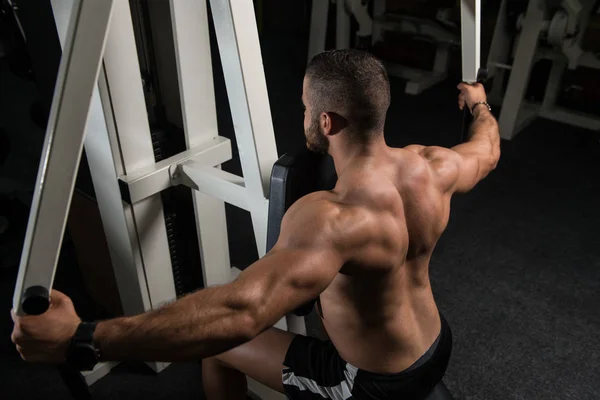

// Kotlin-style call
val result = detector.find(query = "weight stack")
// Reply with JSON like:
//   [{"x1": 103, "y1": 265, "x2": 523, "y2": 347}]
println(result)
[{"x1": 150, "y1": 125, "x2": 204, "y2": 297}]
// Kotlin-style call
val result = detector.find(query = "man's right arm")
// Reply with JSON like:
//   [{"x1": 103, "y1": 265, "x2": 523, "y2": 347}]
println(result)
[
  {"x1": 406, "y1": 83, "x2": 501, "y2": 194},
  {"x1": 446, "y1": 104, "x2": 500, "y2": 193}
]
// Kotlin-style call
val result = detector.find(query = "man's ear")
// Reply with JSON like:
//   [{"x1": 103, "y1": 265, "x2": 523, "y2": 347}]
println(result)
[{"x1": 321, "y1": 112, "x2": 348, "y2": 137}]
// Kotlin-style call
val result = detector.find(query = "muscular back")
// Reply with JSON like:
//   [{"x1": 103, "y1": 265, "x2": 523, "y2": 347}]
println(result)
[
  {"x1": 310, "y1": 148, "x2": 452, "y2": 374},
  {"x1": 257, "y1": 109, "x2": 499, "y2": 375}
]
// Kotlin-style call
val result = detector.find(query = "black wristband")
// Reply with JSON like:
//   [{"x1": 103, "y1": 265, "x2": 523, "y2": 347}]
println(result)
[{"x1": 66, "y1": 322, "x2": 100, "y2": 371}]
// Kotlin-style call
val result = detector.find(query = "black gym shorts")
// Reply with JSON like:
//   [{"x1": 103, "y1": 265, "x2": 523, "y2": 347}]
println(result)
[{"x1": 281, "y1": 314, "x2": 452, "y2": 400}]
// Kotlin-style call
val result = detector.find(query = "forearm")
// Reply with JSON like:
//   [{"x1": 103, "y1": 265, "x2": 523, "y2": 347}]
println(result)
[
  {"x1": 467, "y1": 106, "x2": 501, "y2": 162},
  {"x1": 446, "y1": 106, "x2": 501, "y2": 192},
  {"x1": 93, "y1": 284, "x2": 255, "y2": 362}
]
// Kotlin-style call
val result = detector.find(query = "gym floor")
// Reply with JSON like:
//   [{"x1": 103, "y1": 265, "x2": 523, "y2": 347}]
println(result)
[{"x1": 1, "y1": 32, "x2": 600, "y2": 400}]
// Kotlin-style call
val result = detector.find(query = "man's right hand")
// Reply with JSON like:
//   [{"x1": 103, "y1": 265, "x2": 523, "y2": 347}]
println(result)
[{"x1": 457, "y1": 82, "x2": 487, "y2": 114}]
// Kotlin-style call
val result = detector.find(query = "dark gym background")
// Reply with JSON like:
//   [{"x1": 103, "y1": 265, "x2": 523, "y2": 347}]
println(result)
[{"x1": 1, "y1": 0, "x2": 599, "y2": 399}]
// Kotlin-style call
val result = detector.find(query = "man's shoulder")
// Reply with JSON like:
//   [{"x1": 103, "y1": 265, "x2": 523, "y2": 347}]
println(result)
[
  {"x1": 403, "y1": 144, "x2": 452, "y2": 162},
  {"x1": 279, "y1": 191, "x2": 362, "y2": 249},
  {"x1": 283, "y1": 191, "x2": 343, "y2": 230},
  {"x1": 400, "y1": 145, "x2": 461, "y2": 193}
]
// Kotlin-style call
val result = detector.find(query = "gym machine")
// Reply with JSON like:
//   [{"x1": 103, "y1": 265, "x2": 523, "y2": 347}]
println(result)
[
  {"x1": 486, "y1": 0, "x2": 600, "y2": 139},
  {"x1": 12, "y1": 0, "x2": 461, "y2": 399},
  {"x1": 308, "y1": 0, "x2": 462, "y2": 94},
  {"x1": 12, "y1": 0, "x2": 302, "y2": 398}
]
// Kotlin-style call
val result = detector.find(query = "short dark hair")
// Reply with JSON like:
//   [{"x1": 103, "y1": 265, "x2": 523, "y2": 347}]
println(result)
[{"x1": 305, "y1": 49, "x2": 390, "y2": 140}]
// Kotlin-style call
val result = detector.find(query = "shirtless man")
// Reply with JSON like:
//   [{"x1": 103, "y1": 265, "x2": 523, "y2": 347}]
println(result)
[{"x1": 11, "y1": 49, "x2": 500, "y2": 399}]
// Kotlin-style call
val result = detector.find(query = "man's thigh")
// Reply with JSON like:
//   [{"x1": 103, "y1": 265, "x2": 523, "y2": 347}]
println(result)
[{"x1": 213, "y1": 327, "x2": 297, "y2": 393}]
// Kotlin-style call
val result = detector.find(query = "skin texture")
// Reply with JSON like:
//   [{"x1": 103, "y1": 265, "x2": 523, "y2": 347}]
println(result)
[{"x1": 11, "y1": 81, "x2": 499, "y2": 398}]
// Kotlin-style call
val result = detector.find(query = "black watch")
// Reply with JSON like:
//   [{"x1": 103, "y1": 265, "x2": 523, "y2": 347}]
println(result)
[{"x1": 66, "y1": 322, "x2": 100, "y2": 371}]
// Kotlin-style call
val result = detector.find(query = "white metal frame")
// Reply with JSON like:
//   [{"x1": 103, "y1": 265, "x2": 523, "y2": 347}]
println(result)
[
  {"x1": 168, "y1": 0, "x2": 232, "y2": 289},
  {"x1": 308, "y1": 0, "x2": 330, "y2": 62},
  {"x1": 486, "y1": 0, "x2": 600, "y2": 139},
  {"x1": 13, "y1": 0, "x2": 115, "y2": 313},
  {"x1": 373, "y1": 12, "x2": 459, "y2": 95},
  {"x1": 336, "y1": 0, "x2": 352, "y2": 50},
  {"x1": 308, "y1": 0, "x2": 361, "y2": 61},
  {"x1": 308, "y1": 0, "x2": 463, "y2": 95},
  {"x1": 48, "y1": 0, "x2": 176, "y2": 382},
  {"x1": 486, "y1": 0, "x2": 511, "y2": 106},
  {"x1": 371, "y1": 0, "x2": 386, "y2": 45},
  {"x1": 496, "y1": 0, "x2": 546, "y2": 139},
  {"x1": 16, "y1": 0, "x2": 305, "y2": 398},
  {"x1": 460, "y1": 0, "x2": 481, "y2": 83}
]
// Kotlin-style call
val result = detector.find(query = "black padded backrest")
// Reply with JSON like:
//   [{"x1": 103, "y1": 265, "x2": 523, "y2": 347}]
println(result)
[
  {"x1": 266, "y1": 149, "x2": 337, "y2": 252},
  {"x1": 266, "y1": 149, "x2": 337, "y2": 316}
]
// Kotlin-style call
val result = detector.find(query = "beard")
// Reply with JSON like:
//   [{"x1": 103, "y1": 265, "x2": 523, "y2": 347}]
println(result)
[{"x1": 305, "y1": 117, "x2": 329, "y2": 154}]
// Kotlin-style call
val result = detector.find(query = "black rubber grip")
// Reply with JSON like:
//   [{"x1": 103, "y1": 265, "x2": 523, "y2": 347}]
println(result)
[
  {"x1": 21, "y1": 286, "x2": 92, "y2": 400},
  {"x1": 21, "y1": 285, "x2": 50, "y2": 315}
]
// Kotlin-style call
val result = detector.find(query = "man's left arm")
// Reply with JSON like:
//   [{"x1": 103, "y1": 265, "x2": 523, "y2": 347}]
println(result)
[
  {"x1": 11, "y1": 198, "x2": 345, "y2": 363},
  {"x1": 93, "y1": 243, "x2": 343, "y2": 362}
]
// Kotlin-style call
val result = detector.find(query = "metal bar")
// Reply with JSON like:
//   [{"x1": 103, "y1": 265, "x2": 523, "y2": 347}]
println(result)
[
  {"x1": 308, "y1": 0, "x2": 329, "y2": 61},
  {"x1": 180, "y1": 163, "x2": 250, "y2": 211},
  {"x1": 385, "y1": 62, "x2": 447, "y2": 95},
  {"x1": 348, "y1": 0, "x2": 372, "y2": 38},
  {"x1": 541, "y1": 59, "x2": 566, "y2": 112},
  {"x1": 169, "y1": 0, "x2": 232, "y2": 287},
  {"x1": 81, "y1": 361, "x2": 118, "y2": 385},
  {"x1": 119, "y1": 136, "x2": 232, "y2": 204},
  {"x1": 48, "y1": 0, "x2": 148, "y2": 385},
  {"x1": 488, "y1": 0, "x2": 512, "y2": 108},
  {"x1": 539, "y1": 108, "x2": 600, "y2": 131},
  {"x1": 433, "y1": 46, "x2": 451, "y2": 74},
  {"x1": 385, "y1": 64, "x2": 429, "y2": 81},
  {"x1": 336, "y1": 0, "x2": 351, "y2": 49},
  {"x1": 102, "y1": 0, "x2": 177, "y2": 374},
  {"x1": 80, "y1": 81, "x2": 125, "y2": 386},
  {"x1": 209, "y1": 0, "x2": 279, "y2": 257},
  {"x1": 514, "y1": 101, "x2": 541, "y2": 134},
  {"x1": 490, "y1": 62, "x2": 513, "y2": 70},
  {"x1": 460, "y1": 0, "x2": 481, "y2": 83},
  {"x1": 375, "y1": 16, "x2": 460, "y2": 44},
  {"x1": 486, "y1": 0, "x2": 511, "y2": 79},
  {"x1": 538, "y1": 49, "x2": 600, "y2": 69},
  {"x1": 497, "y1": 0, "x2": 546, "y2": 139},
  {"x1": 96, "y1": 70, "x2": 153, "y2": 317},
  {"x1": 404, "y1": 72, "x2": 448, "y2": 95},
  {"x1": 372, "y1": 0, "x2": 386, "y2": 45},
  {"x1": 45, "y1": 0, "x2": 120, "y2": 388},
  {"x1": 103, "y1": 0, "x2": 177, "y2": 311},
  {"x1": 13, "y1": 0, "x2": 115, "y2": 316}
]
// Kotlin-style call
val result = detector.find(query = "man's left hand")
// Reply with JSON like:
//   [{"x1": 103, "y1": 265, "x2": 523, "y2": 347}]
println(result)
[{"x1": 11, "y1": 290, "x2": 81, "y2": 364}]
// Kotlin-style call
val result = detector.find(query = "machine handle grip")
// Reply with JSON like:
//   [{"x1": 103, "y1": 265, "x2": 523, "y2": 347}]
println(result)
[
  {"x1": 20, "y1": 286, "x2": 92, "y2": 400},
  {"x1": 21, "y1": 285, "x2": 50, "y2": 315},
  {"x1": 460, "y1": 68, "x2": 489, "y2": 143}
]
